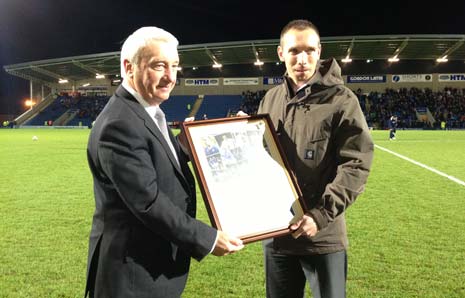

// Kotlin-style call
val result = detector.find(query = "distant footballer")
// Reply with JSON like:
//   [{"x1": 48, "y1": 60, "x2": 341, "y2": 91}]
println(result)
[{"x1": 389, "y1": 115, "x2": 398, "y2": 140}]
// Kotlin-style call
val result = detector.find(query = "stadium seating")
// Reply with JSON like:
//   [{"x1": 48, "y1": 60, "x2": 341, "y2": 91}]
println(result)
[
  {"x1": 195, "y1": 95, "x2": 243, "y2": 120},
  {"x1": 161, "y1": 95, "x2": 197, "y2": 122},
  {"x1": 25, "y1": 95, "x2": 71, "y2": 126},
  {"x1": 359, "y1": 87, "x2": 465, "y2": 129},
  {"x1": 23, "y1": 87, "x2": 465, "y2": 130},
  {"x1": 67, "y1": 96, "x2": 109, "y2": 127}
]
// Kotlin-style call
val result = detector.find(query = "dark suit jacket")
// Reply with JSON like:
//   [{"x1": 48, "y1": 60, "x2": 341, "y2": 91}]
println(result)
[{"x1": 85, "y1": 86, "x2": 217, "y2": 298}]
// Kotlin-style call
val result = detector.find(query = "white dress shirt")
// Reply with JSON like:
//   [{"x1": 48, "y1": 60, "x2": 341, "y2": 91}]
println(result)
[{"x1": 122, "y1": 81, "x2": 179, "y2": 166}]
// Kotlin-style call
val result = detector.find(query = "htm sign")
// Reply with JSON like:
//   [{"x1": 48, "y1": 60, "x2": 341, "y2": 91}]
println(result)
[
  {"x1": 438, "y1": 74, "x2": 465, "y2": 82},
  {"x1": 184, "y1": 78, "x2": 220, "y2": 86}
]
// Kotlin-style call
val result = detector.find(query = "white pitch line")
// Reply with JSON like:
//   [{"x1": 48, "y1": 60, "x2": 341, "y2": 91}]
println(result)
[{"x1": 375, "y1": 144, "x2": 465, "y2": 187}]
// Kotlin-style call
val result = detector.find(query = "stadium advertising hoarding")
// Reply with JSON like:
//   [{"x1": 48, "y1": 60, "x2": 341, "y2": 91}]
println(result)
[
  {"x1": 347, "y1": 75, "x2": 386, "y2": 83},
  {"x1": 185, "y1": 78, "x2": 220, "y2": 86},
  {"x1": 438, "y1": 74, "x2": 465, "y2": 82},
  {"x1": 263, "y1": 77, "x2": 284, "y2": 85},
  {"x1": 76, "y1": 86, "x2": 108, "y2": 91},
  {"x1": 392, "y1": 74, "x2": 432, "y2": 83},
  {"x1": 75, "y1": 85, "x2": 109, "y2": 96},
  {"x1": 223, "y1": 78, "x2": 259, "y2": 85}
]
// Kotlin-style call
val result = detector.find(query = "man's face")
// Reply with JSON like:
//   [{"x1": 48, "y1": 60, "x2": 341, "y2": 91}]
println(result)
[
  {"x1": 278, "y1": 28, "x2": 321, "y2": 88},
  {"x1": 125, "y1": 40, "x2": 179, "y2": 105}
]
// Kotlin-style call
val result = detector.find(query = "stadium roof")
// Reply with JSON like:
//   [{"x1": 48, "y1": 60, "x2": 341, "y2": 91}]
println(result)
[{"x1": 4, "y1": 34, "x2": 465, "y2": 85}]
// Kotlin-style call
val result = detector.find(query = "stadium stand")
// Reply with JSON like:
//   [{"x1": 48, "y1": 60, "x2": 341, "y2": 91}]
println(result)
[
  {"x1": 5, "y1": 34, "x2": 465, "y2": 131},
  {"x1": 19, "y1": 86, "x2": 465, "y2": 131},
  {"x1": 25, "y1": 95, "x2": 72, "y2": 126},
  {"x1": 160, "y1": 95, "x2": 197, "y2": 122},
  {"x1": 67, "y1": 96, "x2": 109, "y2": 127},
  {"x1": 195, "y1": 95, "x2": 243, "y2": 120},
  {"x1": 239, "y1": 87, "x2": 465, "y2": 130},
  {"x1": 239, "y1": 90, "x2": 266, "y2": 116},
  {"x1": 23, "y1": 94, "x2": 109, "y2": 127},
  {"x1": 359, "y1": 87, "x2": 465, "y2": 129}
]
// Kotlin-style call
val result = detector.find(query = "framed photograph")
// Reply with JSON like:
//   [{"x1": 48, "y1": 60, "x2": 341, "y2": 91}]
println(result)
[{"x1": 182, "y1": 115, "x2": 306, "y2": 244}]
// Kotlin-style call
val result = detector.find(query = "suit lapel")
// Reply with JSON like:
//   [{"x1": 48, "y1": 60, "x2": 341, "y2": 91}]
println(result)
[
  {"x1": 115, "y1": 86, "x2": 185, "y2": 177},
  {"x1": 145, "y1": 119, "x2": 184, "y2": 175}
]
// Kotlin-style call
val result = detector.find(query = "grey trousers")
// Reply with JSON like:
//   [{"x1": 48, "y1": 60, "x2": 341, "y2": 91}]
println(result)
[{"x1": 263, "y1": 240, "x2": 347, "y2": 298}]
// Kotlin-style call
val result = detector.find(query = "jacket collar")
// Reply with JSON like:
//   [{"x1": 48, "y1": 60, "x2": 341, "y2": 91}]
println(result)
[
  {"x1": 114, "y1": 85, "x2": 183, "y2": 175},
  {"x1": 282, "y1": 59, "x2": 340, "y2": 101}
]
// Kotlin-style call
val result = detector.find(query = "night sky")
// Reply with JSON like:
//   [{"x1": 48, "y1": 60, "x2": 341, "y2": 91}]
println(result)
[{"x1": 0, "y1": 0, "x2": 463, "y2": 115}]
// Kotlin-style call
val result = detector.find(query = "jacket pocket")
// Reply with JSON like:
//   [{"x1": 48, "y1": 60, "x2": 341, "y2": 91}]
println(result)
[{"x1": 300, "y1": 136, "x2": 328, "y2": 167}]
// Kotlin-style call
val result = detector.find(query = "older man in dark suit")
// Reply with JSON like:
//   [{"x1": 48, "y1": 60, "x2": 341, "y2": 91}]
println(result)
[{"x1": 85, "y1": 27, "x2": 243, "y2": 298}]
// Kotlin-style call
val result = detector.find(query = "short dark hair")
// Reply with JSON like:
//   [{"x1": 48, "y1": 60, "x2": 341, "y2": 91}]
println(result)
[{"x1": 280, "y1": 19, "x2": 320, "y2": 45}]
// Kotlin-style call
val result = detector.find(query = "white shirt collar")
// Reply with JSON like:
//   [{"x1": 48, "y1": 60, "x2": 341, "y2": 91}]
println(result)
[
  {"x1": 122, "y1": 80, "x2": 161, "y2": 120},
  {"x1": 121, "y1": 80, "x2": 179, "y2": 166}
]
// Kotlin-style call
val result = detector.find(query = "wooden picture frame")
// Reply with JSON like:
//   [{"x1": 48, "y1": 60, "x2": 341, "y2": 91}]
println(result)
[{"x1": 182, "y1": 115, "x2": 306, "y2": 244}]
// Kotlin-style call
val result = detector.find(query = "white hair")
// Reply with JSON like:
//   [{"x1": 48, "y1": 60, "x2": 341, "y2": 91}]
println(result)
[{"x1": 120, "y1": 26, "x2": 179, "y2": 78}]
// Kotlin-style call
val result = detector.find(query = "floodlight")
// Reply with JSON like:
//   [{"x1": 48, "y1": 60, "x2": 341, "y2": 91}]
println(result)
[{"x1": 341, "y1": 57, "x2": 352, "y2": 63}]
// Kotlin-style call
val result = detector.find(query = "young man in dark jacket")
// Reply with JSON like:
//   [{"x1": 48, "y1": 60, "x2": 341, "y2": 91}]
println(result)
[{"x1": 258, "y1": 19, "x2": 374, "y2": 298}]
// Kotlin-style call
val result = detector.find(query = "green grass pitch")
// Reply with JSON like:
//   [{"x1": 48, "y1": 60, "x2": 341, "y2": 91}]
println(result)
[{"x1": 1, "y1": 128, "x2": 464, "y2": 297}]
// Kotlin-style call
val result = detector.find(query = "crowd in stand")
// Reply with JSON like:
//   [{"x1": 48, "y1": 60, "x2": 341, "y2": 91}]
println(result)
[
  {"x1": 359, "y1": 87, "x2": 465, "y2": 129},
  {"x1": 75, "y1": 96, "x2": 109, "y2": 121},
  {"x1": 21, "y1": 88, "x2": 465, "y2": 129},
  {"x1": 239, "y1": 87, "x2": 465, "y2": 129},
  {"x1": 59, "y1": 93, "x2": 109, "y2": 123},
  {"x1": 239, "y1": 90, "x2": 266, "y2": 115}
]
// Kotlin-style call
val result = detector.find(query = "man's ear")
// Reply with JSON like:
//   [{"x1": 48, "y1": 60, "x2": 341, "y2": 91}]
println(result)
[
  {"x1": 124, "y1": 59, "x2": 134, "y2": 78},
  {"x1": 277, "y1": 46, "x2": 285, "y2": 62}
]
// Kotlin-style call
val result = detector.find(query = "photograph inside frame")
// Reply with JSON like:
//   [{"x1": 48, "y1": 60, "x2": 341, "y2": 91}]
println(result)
[{"x1": 185, "y1": 115, "x2": 305, "y2": 243}]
